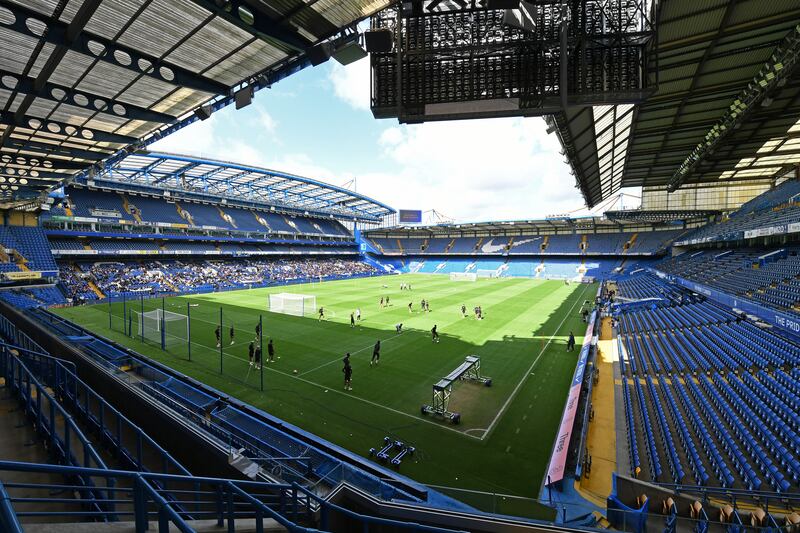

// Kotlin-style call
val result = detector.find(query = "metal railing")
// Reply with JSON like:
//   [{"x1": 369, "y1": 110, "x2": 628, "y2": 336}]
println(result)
[
  {"x1": 1, "y1": 342, "x2": 189, "y2": 479},
  {"x1": 1, "y1": 350, "x2": 112, "y2": 518},
  {"x1": 0, "y1": 461, "x2": 471, "y2": 532}
]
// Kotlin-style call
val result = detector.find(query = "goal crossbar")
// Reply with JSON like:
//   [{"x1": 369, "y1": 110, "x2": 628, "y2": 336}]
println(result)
[{"x1": 268, "y1": 293, "x2": 317, "y2": 317}]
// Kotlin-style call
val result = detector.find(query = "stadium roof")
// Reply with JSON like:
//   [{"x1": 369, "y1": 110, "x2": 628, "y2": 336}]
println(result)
[
  {"x1": 0, "y1": 0, "x2": 391, "y2": 205},
  {"x1": 367, "y1": 215, "x2": 687, "y2": 235},
  {"x1": 554, "y1": 1, "x2": 800, "y2": 208},
  {"x1": 84, "y1": 151, "x2": 394, "y2": 221}
]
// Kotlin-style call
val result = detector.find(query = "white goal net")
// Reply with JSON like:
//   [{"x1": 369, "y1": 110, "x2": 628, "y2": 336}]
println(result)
[
  {"x1": 476, "y1": 269, "x2": 499, "y2": 279},
  {"x1": 268, "y1": 293, "x2": 317, "y2": 317},
  {"x1": 450, "y1": 272, "x2": 477, "y2": 282},
  {"x1": 133, "y1": 309, "x2": 188, "y2": 346}
]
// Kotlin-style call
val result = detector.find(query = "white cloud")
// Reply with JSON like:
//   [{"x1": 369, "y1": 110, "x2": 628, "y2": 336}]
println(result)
[
  {"x1": 149, "y1": 57, "x2": 616, "y2": 224},
  {"x1": 360, "y1": 117, "x2": 588, "y2": 221},
  {"x1": 328, "y1": 59, "x2": 371, "y2": 111},
  {"x1": 256, "y1": 108, "x2": 278, "y2": 136},
  {"x1": 324, "y1": 57, "x2": 591, "y2": 221}
]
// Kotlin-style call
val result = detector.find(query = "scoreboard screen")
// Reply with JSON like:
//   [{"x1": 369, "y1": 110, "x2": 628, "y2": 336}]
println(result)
[{"x1": 399, "y1": 209, "x2": 422, "y2": 223}]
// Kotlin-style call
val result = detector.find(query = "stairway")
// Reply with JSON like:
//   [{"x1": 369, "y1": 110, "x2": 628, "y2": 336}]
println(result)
[
  {"x1": 87, "y1": 280, "x2": 105, "y2": 299},
  {"x1": 253, "y1": 212, "x2": 271, "y2": 231},
  {"x1": 540, "y1": 235, "x2": 549, "y2": 252},
  {"x1": 0, "y1": 384, "x2": 79, "y2": 524},
  {"x1": 623, "y1": 232, "x2": 639, "y2": 253},
  {"x1": 14, "y1": 251, "x2": 30, "y2": 271},
  {"x1": 580, "y1": 234, "x2": 588, "y2": 253},
  {"x1": 82, "y1": 241, "x2": 92, "y2": 251},
  {"x1": 217, "y1": 206, "x2": 237, "y2": 228},
  {"x1": 473, "y1": 237, "x2": 484, "y2": 252},
  {"x1": 120, "y1": 194, "x2": 142, "y2": 223},
  {"x1": 444, "y1": 239, "x2": 455, "y2": 253},
  {"x1": 175, "y1": 203, "x2": 194, "y2": 226},
  {"x1": 396, "y1": 238, "x2": 404, "y2": 253}
]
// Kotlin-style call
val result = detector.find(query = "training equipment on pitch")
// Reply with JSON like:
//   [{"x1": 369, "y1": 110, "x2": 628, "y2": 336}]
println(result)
[
  {"x1": 133, "y1": 309, "x2": 188, "y2": 347},
  {"x1": 422, "y1": 355, "x2": 492, "y2": 424},
  {"x1": 449, "y1": 272, "x2": 477, "y2": 282},
  {"x1": 390, "y1": 445, "x2": 415, "y2": 468},
  {"x1": 268, "y1": 293, "x2": 317, "y2": 317},
  {"x1": 476, "y1": 269, "x2": 500, "y2": 279},
  {"x1": 369, "y1": 437, "x2": 415, "y2": 469},
  {"x1": 369, "y1": 437, "x2": 394, "y2": 461}
]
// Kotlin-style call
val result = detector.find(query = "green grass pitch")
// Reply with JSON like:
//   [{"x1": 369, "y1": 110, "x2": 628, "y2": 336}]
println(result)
[{"x1": 54, "y1": 274, "x2": 595, "y2": 516}]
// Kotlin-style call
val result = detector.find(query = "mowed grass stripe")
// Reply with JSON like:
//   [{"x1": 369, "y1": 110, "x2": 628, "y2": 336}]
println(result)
[{"x1": 55, "y1": 274, "x2": 594, "y2": 515}]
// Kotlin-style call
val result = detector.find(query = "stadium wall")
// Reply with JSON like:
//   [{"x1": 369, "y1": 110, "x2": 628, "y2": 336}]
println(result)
[{"x1": 544, "y1": 308, "x2": 598, "y2": 488}]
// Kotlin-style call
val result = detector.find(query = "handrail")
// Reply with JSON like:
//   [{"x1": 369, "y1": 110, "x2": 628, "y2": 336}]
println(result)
[
  {"x1": 0, "y1": 335, "x2": 189, "y2": 478},
  {"x1": 137, "y1": 477, "x2": 195, "y2": 533},
  {"x1": 53, "y1": 359, "x2": 191, "y2": 477},
  {"x1": 1, "y1": 356, "x2": 108, "y2": 474},
  {"x1": 295, "y1": 482, "x2": 468, "y2": 533},
  {"x1": 0, "y1": 461, "x2": 469, "y2": 533},
  {"x1": 0, "y1": 480, "x2": 23, "y2": 533},
  {"x1": 0, "y1": 460, "x2": 291, "y2": 490},
  {"x1": 227, "y1": 482, "x2": 320, "y2": 533},
  {"x1": 1, "y1": 341, "x2": 77, "y2": 375}
]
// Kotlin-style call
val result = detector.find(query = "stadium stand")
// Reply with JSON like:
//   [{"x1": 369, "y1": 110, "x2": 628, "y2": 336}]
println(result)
[
  {"x1": 675, "y1": 179, "x2": 800, "y2": 244},
  {"x1": 56, "y1": 258, "x2": 380, "y2": 301},
  {"x1": 48, "y1": 186, "x2": 352, "y2": 239},
  {"x1": 657, "y1": 246, "x2": 800, "y2": 313},
  {"x1": 0, "y1": 226, "x2": 58, "y2": 271},
  {"x1": 614, "y1": 272, "x2": 800, "y2": 494}
]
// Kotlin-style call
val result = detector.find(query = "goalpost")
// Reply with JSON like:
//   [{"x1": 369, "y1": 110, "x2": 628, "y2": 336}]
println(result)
[
  {"x1": 476, "y1": 269, "x2": 499, "y2": 279},
  {"x1": 449, "y1": 272, "x2": 477, "y2": 282},
  {"x1": 268, "y1": 293, "x2": 317, "y2": 317},
  {"x1": 133, "y1": 309, "x2": 188, "y2": 347}
]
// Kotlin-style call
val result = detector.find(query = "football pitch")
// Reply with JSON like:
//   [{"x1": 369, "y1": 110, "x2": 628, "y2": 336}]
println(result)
[{"x1": 54, "y1": 274, "x2": 595, "y2": 514}]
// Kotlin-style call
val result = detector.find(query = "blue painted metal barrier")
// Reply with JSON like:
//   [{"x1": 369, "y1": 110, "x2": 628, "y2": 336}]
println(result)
[
  {"x1": 0, "y1": 480, "x2": 23, "y2": 533},
  {"x1": 0, "y1": 460, "x2": 469, "y2": 532}
]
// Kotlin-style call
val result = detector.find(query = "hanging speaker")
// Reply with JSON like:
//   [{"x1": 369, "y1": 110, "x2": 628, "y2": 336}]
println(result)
[
  {"x1": 234, "y1": 87, "x2": 252, "y2": 110},
  {"x1": 194, "y1": 105, "x2": 212, "y2": 121},
  {"x1": 364, "y1": 29, "x2": 393, "y2": 53},
  {"x1": 307, "y1": 43, "x2": 331, "y2": 66},
  {"x1": 488, "y1": 0, "x2": 519, "y2": 8},
  {"x1": 332, "y1": 40, "x2": 368, "y2": 65}
]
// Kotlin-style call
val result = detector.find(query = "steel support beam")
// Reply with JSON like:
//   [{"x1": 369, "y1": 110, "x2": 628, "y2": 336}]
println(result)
[
  {"x1": 0, "y1": 70, "x2": 177, "y2": 124},
  {"x1": 0, "y1": 153, "x2": 89, "y2": 171},
  {"x1": 5, "y1": 139, "x2": 110, "y2": 161},
  {"x1": 3, "y1": 113, "x2": 137, "y2": 145},
  {"x1": 0, "y1": 0, "x2": 229, "y2": 96},
  {"x1": 186, "y1": 0, "x2": 312, "y2": 52}
]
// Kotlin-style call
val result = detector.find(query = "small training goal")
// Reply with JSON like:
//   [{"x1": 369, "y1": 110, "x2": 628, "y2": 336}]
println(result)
[
  {"x1": 476, "y1": 269, "x2": 499, "y2": 279},
  {"x1": 449, "y1": 272, "x2": 477, "y2": 282},
  {"x1": 133, "y1": 309, "x2": 188, "y2": 346},
  {"x1": 268, "y1": 293, "x2": 317, "y2": 317}
]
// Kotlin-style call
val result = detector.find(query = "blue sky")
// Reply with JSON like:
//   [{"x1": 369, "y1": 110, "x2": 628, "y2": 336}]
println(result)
[{"x1": 152, "y1": 57, "x2": 633, "y2": 222}]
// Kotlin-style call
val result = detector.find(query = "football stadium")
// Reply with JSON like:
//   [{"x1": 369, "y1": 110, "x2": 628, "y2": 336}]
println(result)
[{"x1": 0, "y1": 0, "x2": 799, "y2": 532}]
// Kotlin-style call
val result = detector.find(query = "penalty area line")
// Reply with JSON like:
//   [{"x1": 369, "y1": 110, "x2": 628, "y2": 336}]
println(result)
[{"x1": 479, "y1": 282, "x2": 590, "y2": 442}]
